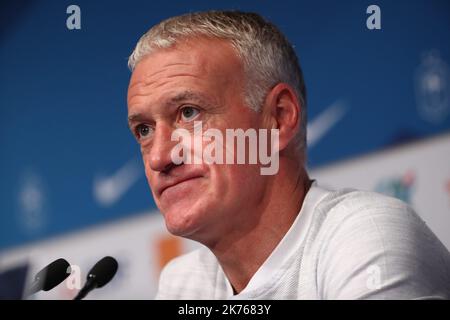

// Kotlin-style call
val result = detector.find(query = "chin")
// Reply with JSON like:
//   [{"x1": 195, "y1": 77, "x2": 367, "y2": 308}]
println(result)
[{"x1": 161, "y1": 198, "x2": 210, "y2": 239}]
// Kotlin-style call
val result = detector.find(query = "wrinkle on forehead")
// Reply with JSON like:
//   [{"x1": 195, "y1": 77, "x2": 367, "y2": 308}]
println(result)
[
  {"x1": 128, "y1": 60, "x2": 205, "y2": 104},
  {"x1": 128, "y1": 62, "x2": 195, "y2": 91},
  {"x1": 129, "y1": 38, "x2": 242, "y2": 84},
  {"x1": 127, "y1": 37, "x2": 245, "y2": 110}
]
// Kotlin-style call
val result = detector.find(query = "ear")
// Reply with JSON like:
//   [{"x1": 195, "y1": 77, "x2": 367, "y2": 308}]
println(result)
[{"x1": 262, "y1": 83, "x2": 301, "y2": 152}]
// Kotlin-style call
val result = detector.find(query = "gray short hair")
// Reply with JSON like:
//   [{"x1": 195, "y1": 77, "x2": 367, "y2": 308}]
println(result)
[{"x1": 128, "y1": 11, "x2": 307, "y2": 151}]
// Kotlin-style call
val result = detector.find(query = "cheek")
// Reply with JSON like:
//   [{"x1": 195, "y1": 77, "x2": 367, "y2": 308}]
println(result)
[
  {"x1": 142, "y1": 155, "x2": 157, "y2": 191},
  {"x1": 142, "y1": 155, "x2": 151, "y2": 179},
  {"x1": 209, "y1": 163, "x2": 257, "y2": 197}
]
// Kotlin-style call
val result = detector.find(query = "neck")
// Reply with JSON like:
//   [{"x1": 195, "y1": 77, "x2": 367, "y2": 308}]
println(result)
[{"x1": 207, "y1": 157, "x2": 311, "y2": 294}]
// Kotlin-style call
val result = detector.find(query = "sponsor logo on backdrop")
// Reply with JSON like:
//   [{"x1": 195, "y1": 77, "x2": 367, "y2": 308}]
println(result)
[
  {"x1": 306, "y1": 100, "x2": 348, "y2": 148},
  {"x1": 93, "y1": 158, "x2": 142, "y2": 207},
  {"x1": 155, "y1": 235, "x2": 183, "y2": 273},
  {"x1": 415, "y1": 50, "x2": 450, "y2": 124},
  {"x1": 16, "y1": 169, "x2": 49, "y2": 234},
  {"x1": 374, "y1": 171, "x2": 415, "y2": 204}
]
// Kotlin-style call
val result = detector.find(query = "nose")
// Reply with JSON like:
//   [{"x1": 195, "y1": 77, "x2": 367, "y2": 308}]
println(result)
[{"x1": 147, "y1": 122, "x2": 177, "y2": 173}]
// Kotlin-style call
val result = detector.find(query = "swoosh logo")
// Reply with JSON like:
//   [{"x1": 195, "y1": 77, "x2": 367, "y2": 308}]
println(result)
[
  {"x1": 93, "y1": 158, "x2": 142, "y2": 207},
  {"x1": 307, "y1": 100, "x2": 348, "y2": 147}
]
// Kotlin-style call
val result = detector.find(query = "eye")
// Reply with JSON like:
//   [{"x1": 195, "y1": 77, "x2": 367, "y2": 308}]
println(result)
[
  {"x1": 180, "y1": 106, "x2": 200, "y2": 122},
  {"x1": 135, "y1": 124, "x2": 153, "y2": 140}
]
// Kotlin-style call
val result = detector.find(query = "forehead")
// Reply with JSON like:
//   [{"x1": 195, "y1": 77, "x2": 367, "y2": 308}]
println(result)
[{"x1": 127, "y1": 37, "x2": 243, "y2": 104}]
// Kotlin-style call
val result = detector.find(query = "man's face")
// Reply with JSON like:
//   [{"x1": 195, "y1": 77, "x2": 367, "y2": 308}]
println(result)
[{"x1": 127, "y1": 38, "x2": 268, "y2": 243}]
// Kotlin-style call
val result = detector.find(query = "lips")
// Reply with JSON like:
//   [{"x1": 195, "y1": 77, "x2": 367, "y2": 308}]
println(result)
[{"x1": 156, "y1": 172, "x2": 204, "y2": 197}]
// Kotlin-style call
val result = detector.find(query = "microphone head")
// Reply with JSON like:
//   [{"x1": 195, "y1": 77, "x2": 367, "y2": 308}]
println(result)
[
  {"x1": 87, "y1": 256, "x2": 118, "y2": 288},
  {"x1": 35, "y1": 258, "x2": 71, "y2": 291}
]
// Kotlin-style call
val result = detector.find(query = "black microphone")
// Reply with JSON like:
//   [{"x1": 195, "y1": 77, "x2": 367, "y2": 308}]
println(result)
[
  {"x1": 73, "y1": 256, "x2": 118, "y2": 300},
  {"x1": 26, "y1": 258, "x2": 71, "y2": 296}
]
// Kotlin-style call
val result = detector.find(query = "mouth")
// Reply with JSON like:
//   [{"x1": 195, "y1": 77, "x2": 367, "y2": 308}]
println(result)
[{"x1": 158, "y1": 175, "x2": 203, "y2": 197}]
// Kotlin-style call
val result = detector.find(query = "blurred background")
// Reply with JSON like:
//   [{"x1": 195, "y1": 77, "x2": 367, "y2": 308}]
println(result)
[{"x1": 1, "y1": 0, "x2": 449, "y2": 299}]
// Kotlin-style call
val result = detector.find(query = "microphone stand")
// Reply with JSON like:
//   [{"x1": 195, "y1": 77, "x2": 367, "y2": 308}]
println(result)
[{"x1": 73, "y1": 277, "x2": 97, "y2": 300}]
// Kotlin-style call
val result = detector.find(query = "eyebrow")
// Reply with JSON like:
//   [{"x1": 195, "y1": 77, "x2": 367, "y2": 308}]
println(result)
[{"x1": 127, "y1": 90, "x2": 211, "y2": 128}]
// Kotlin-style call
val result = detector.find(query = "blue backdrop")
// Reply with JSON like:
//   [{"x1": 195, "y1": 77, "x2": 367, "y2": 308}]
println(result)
[{"x1": 1, "y1": 0, "x2": 450, "y2": 250}]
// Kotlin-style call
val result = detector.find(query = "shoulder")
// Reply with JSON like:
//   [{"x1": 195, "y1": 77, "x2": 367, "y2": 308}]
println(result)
[
  {"x1": 312, "y1": 189, "x2": 429, "y2": 256},
  {"x1": 312, "y1": 189, "x2": 450, "y2": 299},
  {"x1": 316, "y1": 189, "x2": 428, "y2": 240},
  {"x1": 318, "y1": 188, "x2": 415, "y2": 220},
  {"x1": 155, "y1": 246, "x2": 221, "y2": 299}
]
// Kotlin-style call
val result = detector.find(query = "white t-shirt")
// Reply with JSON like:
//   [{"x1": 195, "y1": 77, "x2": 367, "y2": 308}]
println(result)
[{"x1": 155, "y1": 182, "x2": 450, "y2": 299}]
